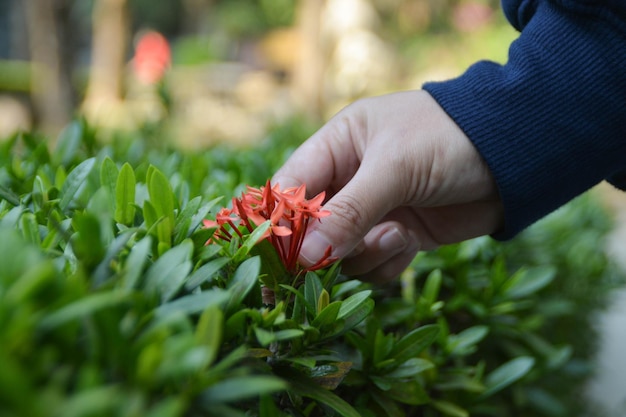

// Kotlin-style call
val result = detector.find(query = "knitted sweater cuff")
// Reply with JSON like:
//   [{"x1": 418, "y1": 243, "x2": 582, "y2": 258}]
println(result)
[{"x1": 423, "y1": 1, "x2": 626, "y2": 239}]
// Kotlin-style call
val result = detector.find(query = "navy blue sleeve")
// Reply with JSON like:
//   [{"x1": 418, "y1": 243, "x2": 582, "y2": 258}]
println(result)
[{"x1": 423, "y1": 0, "x2": 626, "y2": 239}]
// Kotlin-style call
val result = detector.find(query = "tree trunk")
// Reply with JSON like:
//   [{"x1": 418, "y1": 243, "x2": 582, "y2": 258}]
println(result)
[
  {"x1": 82, "y1": 0, "x2": 129, "y2": 124},
  {"x1": 24, "y1": 0, "x2": 74, "y2": 135},
  {"x1": 291, "y1": 0, "x2": 326, "y2": 121}
]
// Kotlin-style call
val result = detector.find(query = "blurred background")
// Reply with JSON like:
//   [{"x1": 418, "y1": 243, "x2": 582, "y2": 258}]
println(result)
[{"x1": 0, "y1": 0, "x2": 517, "y2": 145}]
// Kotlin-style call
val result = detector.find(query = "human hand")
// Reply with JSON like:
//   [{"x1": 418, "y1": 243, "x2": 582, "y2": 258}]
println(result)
[{"x1": 272, "y1": 90, "x2": 504, "y2": 282}]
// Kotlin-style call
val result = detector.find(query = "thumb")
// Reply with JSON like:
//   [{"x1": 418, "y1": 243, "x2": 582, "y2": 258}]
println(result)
[{"x1": 299, "y1": 162, "x2": 400, "y2": 266}]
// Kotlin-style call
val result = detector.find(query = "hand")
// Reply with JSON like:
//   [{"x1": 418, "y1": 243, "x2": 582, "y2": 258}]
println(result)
[{"x1": 272, "y1": 90, "x2": 504, "y2": 282}]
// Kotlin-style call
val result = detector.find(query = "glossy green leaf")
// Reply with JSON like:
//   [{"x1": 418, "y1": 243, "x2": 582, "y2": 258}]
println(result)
[
  {"x1": 225, "y1": 256, "x2": 261, "y2": 310},
  {"x1": 259, "y1": 394, "x2": 281, "y2": 417},
  {"x1": 387, "y1": 357, "x2": 434, "y2": 379},
  {"x1": 0, "y1": 184, "x2": 20, "y2": 206},
  {"x1": 184, "y1": 257, "x2": 230, "y2": 291},
  {"x1": 155, "y1": 289, "x2": 230, "y2": 318},
  {"x1": 40, "y1": 291, "x2": 130, "y2": 330},
  {"x1": 302, "y1": 272, "x2": 324, "y2": 317},
  {"x1": 338, "y1": 290, "x2": 372, "y2": 320},
  {"x1": 422, "y1": 269, "x2": 442, "y2": 304},
  {"x1": 200, "y1": 376, "x2": 287, "y2": 403},
  {"x1": 54, "y1": 121, "x2": 82, "y2": 166},
  {"x1": 59, "y1": 157, "x2": 96, "y2": 211},
  {"x1": 431, "y1": 400, "x2": 469, "y2": 417},
  {"x1": 58, "y1": 386, "x2": 121, "y2": 417},
  {"x1": 311, "y1": 300, "x2": 342, "y2": 328},
  {"x1": 388, "y1": 324, "x2": 439, "y2": 365},
  {"x1": 196, "y1": 306, "x2": 223, "y2": 368},
  {"x1": 254, "y1": 327, "x2": 305, "y2": 346},
  {"x1": 480, "y1": 356, "x2": 535, "y2": 399},
  {"x1": 386, "y1": 379, "x2": 430, "y2": 405},
  {"x1": 448, "y1": 325, "x2": 489, "y2": 356},
  {"x1": 233, "y1": 220, "x2": 271, "y2": 262},
  {"x1": 19, "y1": 212, "x2": 40, "y2": 245},
  {"x1": 122, "y1": 236, "x2": 152, "y2": 291},
  {"x1": 330, "y1": 298, "x2": 374, "y2": 337},
  {"x1": 144, "y1": 239, "x2": 194, "y2": 300},
  {"x1": 373, "y1": 329, "x2": 395, "y2": 367},
  {"x1": 115, "y1": 163, "x2": 136, "y2": 226},
  {"x1": 502, "y1": 266, "x2": 556, "y2": 299},
  {"x1": 279, "y1": 368, "x2": 361, "y2": 417},
  {"x1": 148, "y1": 167, "x2": 175, "y2": 225},
  {"x1": 100, "y1": 157, "x2": 119, "y2": 193}
]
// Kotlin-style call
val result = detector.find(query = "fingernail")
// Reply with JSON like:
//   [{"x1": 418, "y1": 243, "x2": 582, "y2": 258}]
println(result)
[
  {"x1": 300, "y1": 230, "x2": 333, "y2": 266},
  {"x1": 379, "y1": 227, "x2": 408, "y2": 253}
]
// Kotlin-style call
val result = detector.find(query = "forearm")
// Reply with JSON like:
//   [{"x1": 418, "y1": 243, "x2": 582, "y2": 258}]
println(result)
[{"x1": 423, "y1": 0, "x2": 626, "y2": 238}]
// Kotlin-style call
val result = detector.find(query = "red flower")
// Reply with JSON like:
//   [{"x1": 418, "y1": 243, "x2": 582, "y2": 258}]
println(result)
[
  {"x1": 203, "y1": 180, "x2": 337, "y2": 275},
  {"x1": 133, "y1": 31, "x2": 171, "y2": 84}
]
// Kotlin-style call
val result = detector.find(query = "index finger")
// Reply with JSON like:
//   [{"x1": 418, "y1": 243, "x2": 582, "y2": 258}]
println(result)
[{"x1": 272, "y1": 112, "x2": 362, "y2": 197}]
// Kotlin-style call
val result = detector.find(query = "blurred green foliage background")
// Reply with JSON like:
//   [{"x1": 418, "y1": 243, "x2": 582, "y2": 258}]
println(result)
[{"x1": 0, "y1": 0, "x2": 517, "y2": 144}]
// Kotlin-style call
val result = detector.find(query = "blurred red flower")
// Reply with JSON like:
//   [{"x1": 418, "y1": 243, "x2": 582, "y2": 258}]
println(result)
[{"x1": 132, "y1": 31, "x2": 171, "y2": 84}]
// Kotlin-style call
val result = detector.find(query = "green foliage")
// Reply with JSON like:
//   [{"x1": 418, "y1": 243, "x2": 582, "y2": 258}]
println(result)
[{"x1": 0, "y1": 121, "x2": 622, "y2": 417}]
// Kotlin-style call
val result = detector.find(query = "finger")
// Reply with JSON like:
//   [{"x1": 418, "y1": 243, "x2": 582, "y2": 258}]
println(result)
[
  {"x1": 340, "y1": 201, "x2": 502, "y2": 280},
  {"x1": 272, "y1": 109, "x2": 361, "y2": 196},
  {"x1": 341, "y1": 221, "x2": 419, "y2": 277},
  {"x1": 356, "y1": 247, "x2": 421, "y2": 284},
  {"x1": 299, "y1": 156, "x2": 403, "y2": 265}
]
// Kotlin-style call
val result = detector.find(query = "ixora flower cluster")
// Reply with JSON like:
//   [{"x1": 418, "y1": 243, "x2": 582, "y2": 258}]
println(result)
[{"x1": 203, "y1": 180, "x2": 337, "y2": 275}]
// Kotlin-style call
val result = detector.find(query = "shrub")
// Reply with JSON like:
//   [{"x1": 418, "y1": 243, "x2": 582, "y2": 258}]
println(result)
[{"x1": 0, "y1": 120, "x2": 621, "y2": 417}]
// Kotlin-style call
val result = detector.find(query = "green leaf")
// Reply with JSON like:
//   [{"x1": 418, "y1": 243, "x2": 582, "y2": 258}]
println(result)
[
  {"x1": 317, "y1": 288, "x2": 330, "y2": 312},
  {"x1": 251, "y1": 238, "x2": 288, "y2": 291},
  {"x1": 143, "y1": 200, "x2": 158, "y2": 229},
  {"x1": 387, "y1": 357, "x2": 434, "y2": 379},
  {"x1": 448, "y1": 325, "x2": 489, "y2": 356},
  {"x1": 385, "y1": 380, "x2": 430, "y2": 405},
  {"x1": 155, "y1": 289, "x2": 230, "y2": 318},
  {"x1": 40, "y1": 291, "x2": 130, "y2": 330},
  {"x1": 259, "y1": 394, "x2": 282, "y2": 417},
  {"x1": 422, "y1": 269, "x2": 442, "y2": 304},
  {"x1": 233, "y1": 220, "x2": 271, "y2": 263},
  {"x1": 173, "y1": 196, "x2": 201, "y2": 244},
  {"x1": 196, "y1": 306, "x2": 223, "y2": 368},
  {"x1": 200, "y1": 376, "x2": 287, "y2": 403},
  {"x1": 184, "y1": 257, "x2": 230, "y2": 291},
  {"x1": 334, "y1": 298, "x2": 374, "y2": 336},
  {"x1": 255, "y1": 328, "x2": 305, "y2": 346},
  {"x1": 388, "y1": 324, "x2": 439, "y2": 366},
  {"x1": 19, "y1": 212, "x2": 40, "y2": 245},
  {"x1": 115, "y1": 163, "x2": 136, "y2": 226},
  {"x1": 304, "y1": 272, "x2": 323, "y2": 317},
  {"x1": 225, "y1": 256, "x2": 261, "y2": 312},
  {"x1": 338, "y1": 290, "x2": 372, "y2": 320},
  {"x1": 480, "y1": 356, "x2": 535, "y2": 399},
  {"x1": 147, "y1": 167, "x2": 175, "y2": 250},
  {"x1": 279, "y1": 368, "x2": 361, "y2": 417},
  {"x1": 373, "y1": 330, "x2": 395, "y2": 367},
  {"x1": 100, "y1": 156, "x2": 119, "y2": 193},
  {"x1": 144, "y1": 239, "x2": 194, "y2": 300},
  {"x1": 502, "y1": 266, "x2": 556, "y2": 299},
  {"x1": 122, "y1": 236, "x2": 152, "y2": 291},
  {"x1": 58, "y1": 386, "x2": 121, "y2": 417},
  {"x1": 59, "y1": 157, "x2": 96, "y2": 211},
  {"x1": 431, "y1": 400, "x2": 470, "y2": 417},
  {"x1": 0, "y1": 184, "x2": 20, "y2": 206},
  {"x1": 148, "y1": 167, "x2": 175, "y2": 224},
  {"x1": 54, "y1": 120, "x2": 82, "y2": 166},
  {"x1": 311, "y1": 300, "x2": 342, "y2": 328}
]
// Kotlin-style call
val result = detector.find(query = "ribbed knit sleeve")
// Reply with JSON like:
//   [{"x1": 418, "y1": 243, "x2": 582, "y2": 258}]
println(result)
[{"x1": 423, "y1": 0, "x2": 626, "y2": 239}]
